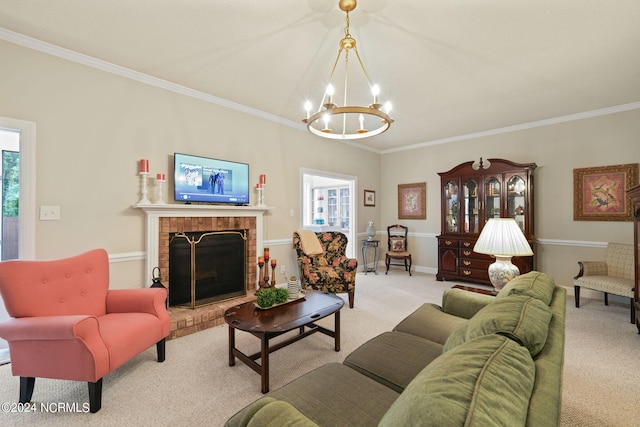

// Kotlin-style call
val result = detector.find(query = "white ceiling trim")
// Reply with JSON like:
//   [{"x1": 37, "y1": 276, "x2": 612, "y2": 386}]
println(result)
[
  {"x1": 3, "y1": 27, "x2": 639, "y2": 156},
  {"x1": 381, "y1": 102, "x2": 640, "y2": 155},
  {"x1": 0, "y1": 28, "x2": 302, "y2": 130}
]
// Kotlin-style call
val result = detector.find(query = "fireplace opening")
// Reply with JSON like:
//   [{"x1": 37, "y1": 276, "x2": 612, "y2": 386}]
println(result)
[{"x1": 169, "y1": 229, "x2": 247, "y2": 308}]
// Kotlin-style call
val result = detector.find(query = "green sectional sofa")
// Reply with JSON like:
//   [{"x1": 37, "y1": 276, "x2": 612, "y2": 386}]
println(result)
[{"x1": 226, "y1": 271, "x2": 566, "y2": 427}]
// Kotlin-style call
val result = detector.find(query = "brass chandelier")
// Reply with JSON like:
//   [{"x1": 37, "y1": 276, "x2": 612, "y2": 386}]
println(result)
[{"x1": 302, "y1": 0, "x2": 394, "y2": 140}]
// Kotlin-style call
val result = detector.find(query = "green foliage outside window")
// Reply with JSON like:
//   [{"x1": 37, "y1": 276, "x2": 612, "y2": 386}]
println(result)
[{"x1": 2, "y1": 151, "x2": 19, "y2": 217}]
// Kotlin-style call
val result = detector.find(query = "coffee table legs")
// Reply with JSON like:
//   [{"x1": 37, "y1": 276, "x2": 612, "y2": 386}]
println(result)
[
  {"x1": 260, "y1": 335, "x2": 270, "y2": 393},
  {"x1": 334, "y1": 310, "x2": 341, "y2": 351},
  {"x1": 227, "y1": 311, "x2": 341, "y2": 393}
]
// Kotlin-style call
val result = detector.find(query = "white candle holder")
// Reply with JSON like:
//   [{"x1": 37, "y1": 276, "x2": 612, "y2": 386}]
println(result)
[
  {"x1": 256, "y1": 186, "x2": 265, "y2": 207},
  {"x1": 155, "y1": 178, "x2": 166, "y2": 204},
  {"x1": 137, "y1": 172, "x2": 151, "y2": 205}
]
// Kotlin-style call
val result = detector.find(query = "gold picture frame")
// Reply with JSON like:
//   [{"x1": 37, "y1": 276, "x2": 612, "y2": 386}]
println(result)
[
  {"x1": 364, "y1": 189, "x2": 375, "y2": 207},
  {"x1": 398, "y1": 182, "x2": 426, "y2": 220},
  {"x1": 573, "y1": 163, "x2": 639, "y2": 221}
]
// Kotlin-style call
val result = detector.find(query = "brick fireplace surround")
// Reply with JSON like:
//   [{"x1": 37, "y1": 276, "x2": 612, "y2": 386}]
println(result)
[{"x1": 135, "y1": 204, "x2": 270, "y2": 339}]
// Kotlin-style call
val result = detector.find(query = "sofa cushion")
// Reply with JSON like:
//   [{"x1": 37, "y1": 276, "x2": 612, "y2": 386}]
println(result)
[
  {"x1": 393, "y1": 303, "x2": 468, "y2": 345},
  {"x1": 343, "y1": 331, "x2": 444, "y2": 392},
  {"x1": 247, "y1": 400, "x2": 319, "y2": 427},
  {"x1": 444, "y1": 294, "x2": 552, "y2": 357},
  {"x1": 496, "y1": 271, "x2": 556, "y2": 305},
  {"x1": 379, "y1": 334, "x2": 535, "y2": 427},
  {"x1": 266, "y1": 362, "x2": 399, "y2": 427}
]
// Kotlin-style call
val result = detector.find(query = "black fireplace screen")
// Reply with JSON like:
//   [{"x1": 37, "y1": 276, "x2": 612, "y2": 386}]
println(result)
[{"x1": 169, "y1": 230, "x2": 247, "y2": 308}]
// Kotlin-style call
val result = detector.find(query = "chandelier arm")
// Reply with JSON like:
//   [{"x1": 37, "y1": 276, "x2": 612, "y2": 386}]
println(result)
[{"x1": 352, "y1": 47, "x2": 374, "y2": 89}]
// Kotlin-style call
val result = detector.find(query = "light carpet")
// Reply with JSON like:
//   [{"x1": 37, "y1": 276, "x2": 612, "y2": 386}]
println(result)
[{"x1": 0, "y1": 272, "x2": 636, "y2": 426}]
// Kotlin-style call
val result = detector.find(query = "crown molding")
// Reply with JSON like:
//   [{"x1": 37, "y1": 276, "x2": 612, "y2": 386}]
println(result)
[
  {"x1": 0, "y1": 28, "x2": 302, "y2": 131},
  {"x1": 3, "y1": 27, "x2": 639, "y2": 155}
]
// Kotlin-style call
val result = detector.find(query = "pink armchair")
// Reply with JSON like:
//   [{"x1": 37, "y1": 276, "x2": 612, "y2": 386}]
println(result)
[{"x1": 0, "y1": 249, "x2": 170, "y2": 413}]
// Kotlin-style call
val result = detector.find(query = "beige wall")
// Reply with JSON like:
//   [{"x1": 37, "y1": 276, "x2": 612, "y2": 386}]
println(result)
[
  {"x1": 0, "y1": 40, "x2": 380, "y2": 287},
  {"x1": 2, "y1": 39, "x2": 639, "y2": 293},
  {"x1": 381, "y1": 109, "x2": 640, "y2": 289}
]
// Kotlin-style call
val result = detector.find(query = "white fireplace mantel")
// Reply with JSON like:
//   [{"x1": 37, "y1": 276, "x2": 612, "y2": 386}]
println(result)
[{"x1": 133, "y1": 203, "x2": 272, "y2": 286}]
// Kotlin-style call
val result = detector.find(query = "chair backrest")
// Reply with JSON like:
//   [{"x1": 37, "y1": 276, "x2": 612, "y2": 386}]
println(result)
[
  {"x1": 387, "y1": 224, "x2": 409, "y2": 252},
  {"x1": 293, "y1": 231, "x2": 348, "y2": 263},
  {"x1": 0, "y1": 249, "x2": 110, "y2": 318},
  {"x1": 606, "y1": 242, "x2": 634, "y2": 280}
]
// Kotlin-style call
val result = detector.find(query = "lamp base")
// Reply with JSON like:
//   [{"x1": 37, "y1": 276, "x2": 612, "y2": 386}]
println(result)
[{"x1": 487, "y1": 256, "x2": 521, "y2": 291}]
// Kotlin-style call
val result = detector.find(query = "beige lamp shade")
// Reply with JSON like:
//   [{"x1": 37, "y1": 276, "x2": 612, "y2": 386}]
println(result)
[
  {"x1": 474, "y1": 218, "x2": 533, "y2": 257},
  {"x1": 474, "y1": 218, "x2": 533, "y2": 290}
]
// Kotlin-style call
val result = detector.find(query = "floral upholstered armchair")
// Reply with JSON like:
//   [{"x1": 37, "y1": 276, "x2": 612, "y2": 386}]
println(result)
[{"x1": 293, "y1": 231, "x2": 357, "y2": 308}]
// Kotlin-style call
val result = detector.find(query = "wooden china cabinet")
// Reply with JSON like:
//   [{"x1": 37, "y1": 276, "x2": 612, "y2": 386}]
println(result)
[
  {"x1": 628, "y1": 184, "x2": 640, "y2": 333},
  {"x1": 436, "y1": 158, "x2": 537, "y2": 285}
]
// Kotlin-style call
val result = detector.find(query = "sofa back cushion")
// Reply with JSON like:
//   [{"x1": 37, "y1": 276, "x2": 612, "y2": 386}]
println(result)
[
  {"x1": 496, "y1": 271, "x2": 555, "y2": 305},
  {"x1": 444, "y1": 294, "x2": 552, "y2": 357},
  {"x1": 379, "y1": 334, "x2": 535, "y2": 427}
]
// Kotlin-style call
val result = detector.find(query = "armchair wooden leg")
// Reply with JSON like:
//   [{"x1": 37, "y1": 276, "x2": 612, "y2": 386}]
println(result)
[
  {"x1": 157, "y1": 338, "x2": 166, "y2": 362},
  {"x1": 408, "y1": 256, "x2": 412, "y2": 276},
  {"x1": 88, "y1": 379, "x2": 102, "y2": 413},
  {"x1": 385, "y1": 255, "x2": 390, "y2": 275},
  {"x1": 574, "y1": 286, "x2": 580, "y2": 308},
  {"x1": 348, "y1": 290, "x2": 354, "y2": 309},
  {"x1": 19, "y1": 377, "x2": 35, "y2": 403},
  {"x1": 604, "y1": 292, "x2": 609, "y2": 306}
]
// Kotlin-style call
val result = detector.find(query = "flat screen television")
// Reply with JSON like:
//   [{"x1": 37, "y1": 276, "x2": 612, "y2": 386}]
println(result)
[{"x1": 173, "y1": 152, "x2": 250, "y2": 205}]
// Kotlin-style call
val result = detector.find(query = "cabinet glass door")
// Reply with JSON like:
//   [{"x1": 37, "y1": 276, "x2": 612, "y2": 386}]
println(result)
[
  {"x1": 444, "y1": 180, "x2": 459, "y2": 232},
  {"x1": 484, "y1": 178, "x2": 501, "y2": 222},
  {"x1": 327, "y1": 189, "x2": 338, "y2": 226},
  {"x1": 463, "y1": 179, "x2": 479, "y2": 234},
  {"x1": 507, "y1": 175, "x2": 527, "y2": 232},
  {"x1": 340, "y1": 188, "x2": 349, "y2": 229}
]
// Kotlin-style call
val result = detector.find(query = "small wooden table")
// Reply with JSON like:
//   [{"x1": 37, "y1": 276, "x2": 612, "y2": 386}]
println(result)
[{"x1": 224, "y1": 291, "x2": 344, "y2": 393}]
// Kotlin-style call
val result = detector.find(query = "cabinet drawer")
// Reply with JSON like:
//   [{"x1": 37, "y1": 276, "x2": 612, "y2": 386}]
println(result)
[
  {"x1": 458, "y1": 268, "x2": 489, "y2": 280},
  {"x1": 459, "y1": 258, "x2": 492, "y2": 270},
  {"x1": 439, "y1": 238, "x2": 459, "y2": 248}
]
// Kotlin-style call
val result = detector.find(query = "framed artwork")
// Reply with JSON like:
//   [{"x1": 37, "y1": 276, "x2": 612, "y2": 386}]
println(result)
[
  {"x1": 573, "y1": 163, "x2": 639, "y2": 221},
  {"x1": 398, "y1": 182, "x2": 426, "y2": 220},
  {"x1": 364, "y1": 189, "x2": 376, "y2": 207}
]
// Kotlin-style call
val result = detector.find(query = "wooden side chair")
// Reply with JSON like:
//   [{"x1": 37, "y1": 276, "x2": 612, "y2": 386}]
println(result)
[{"x1": 385, "y1": 224, "x2": 412, "y2": 276}]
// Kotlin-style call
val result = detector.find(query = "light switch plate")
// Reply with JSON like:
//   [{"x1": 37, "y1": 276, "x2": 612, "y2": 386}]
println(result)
[{"x1": 40, "y1": 205, "x2": 61, "y2": 220}]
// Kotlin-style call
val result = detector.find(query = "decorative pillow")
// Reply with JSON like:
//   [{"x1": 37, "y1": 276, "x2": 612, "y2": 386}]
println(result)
[
  {"x1": 390, "y1": 237, "x2": 405, "y2": 252},
  {"x1": 443, "y1": 294, "x2": 552, "y2": 357},
  {"x1": 496, "y1": 271, "x2": 555, "y2": 306},
  {"x1": 379, "y1": 334, "x2": 535, "y2": 427}
]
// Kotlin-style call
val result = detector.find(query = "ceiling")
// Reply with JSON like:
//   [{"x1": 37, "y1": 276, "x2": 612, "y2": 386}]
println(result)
[{"x1": 1, "y1": 0, "x2": 640, "y2": 152}]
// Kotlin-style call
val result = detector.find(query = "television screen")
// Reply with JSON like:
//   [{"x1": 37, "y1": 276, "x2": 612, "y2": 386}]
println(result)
[{"x1": 174, "y1": 153, "x2": 250, "y2": 205}]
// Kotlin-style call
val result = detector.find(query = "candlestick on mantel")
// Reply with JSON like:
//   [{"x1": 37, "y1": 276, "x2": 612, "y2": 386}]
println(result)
[
  {"x1": 139, "y1": 159, "x2": 149, "y2": 173},
  {"x1": 260, "y1": 174, "x2": 266, "y2": 185},
  {"x1": 263, "y1": 248, "x2": 270, "y2": 260},
  {"x1": 155, "y1": 174, "x2": 166, "y2": 204},
  {"x1": 137, "y1": 172, "x2": 151, "y2": 205}
]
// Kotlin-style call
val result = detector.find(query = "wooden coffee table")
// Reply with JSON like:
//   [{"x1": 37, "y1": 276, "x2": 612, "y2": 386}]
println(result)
[{"x1": 224, "y1": 290, "x2": 344, "y2": 393}]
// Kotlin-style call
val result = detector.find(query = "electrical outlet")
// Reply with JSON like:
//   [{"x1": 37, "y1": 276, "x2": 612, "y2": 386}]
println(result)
[
  {"x1": 40, "y1": 205, "x2": 61, "y2": 220},
  {"x1": 280, "y1": 265, "x2": 286, "y2": 275}
]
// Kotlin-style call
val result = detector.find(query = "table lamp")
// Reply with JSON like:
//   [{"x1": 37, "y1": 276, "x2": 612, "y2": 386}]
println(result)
[{"x1": 473, "y1": 218, "x2": 533, "y2": 291}]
